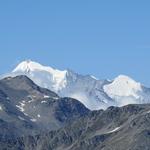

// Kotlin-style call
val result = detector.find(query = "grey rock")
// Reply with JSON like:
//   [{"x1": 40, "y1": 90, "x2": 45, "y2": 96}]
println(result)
[{"x1": 0, "y1": 76, "x2": 150, "y2": 150}]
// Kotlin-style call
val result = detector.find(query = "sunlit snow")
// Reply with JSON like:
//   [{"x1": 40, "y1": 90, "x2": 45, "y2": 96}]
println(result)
[
  {"x1": 0, "y1": 105, "x2": 3, "y2": 111},
  {"x1": 44, "y1": 95, "x2": 50, "y2": 98},
  {"x1": 18, "y1": 116, "x2": 25, "y2": 121},
  {"x1": 106, "y1": 127, "x2": 121, "y2": 134},
  {"x1": 41, "y1": 101, "x2": 47, "y2": 104},
  {"x1": 7, "y1": 60, "x2": 150, "y2": 110},
  {"x1": 30, "y1": 118, "x2": 37, "y2": 122}
]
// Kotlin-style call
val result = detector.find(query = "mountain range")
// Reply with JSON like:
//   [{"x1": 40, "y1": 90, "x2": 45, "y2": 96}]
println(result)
[
  {"x1": 2, "y1": 60, "x2": 150, "y2": 110},
  {"x1": 0, "y1": 75, "x2": 150, "y2": 150},
  {"x1": 0, "y1": 60, "x2": 150, "y2": 150}
]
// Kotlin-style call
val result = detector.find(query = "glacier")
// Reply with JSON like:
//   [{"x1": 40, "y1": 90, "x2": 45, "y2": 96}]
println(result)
[{"x1": 2, "y1": 60, "x2": 150, "y2": 110}]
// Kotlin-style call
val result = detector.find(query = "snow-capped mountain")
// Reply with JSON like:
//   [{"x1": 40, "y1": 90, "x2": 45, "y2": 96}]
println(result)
[{"x1": 3, "y1": 60, "x2": 150, "y2": 110}]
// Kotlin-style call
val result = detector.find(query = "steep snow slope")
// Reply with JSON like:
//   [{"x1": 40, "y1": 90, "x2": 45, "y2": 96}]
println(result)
[
  {"x1": 12, "y1": 60, "x2": 68, "y2": 92},
  {"x1": 104, "y1": 75, "x2": 142, "y2": 98},
  {"x1": 3, "y1": 60, "x2": 150, "y2": 110},
  {"x1": 104, "y1": 75, "x2": 150, "y2": 106}
]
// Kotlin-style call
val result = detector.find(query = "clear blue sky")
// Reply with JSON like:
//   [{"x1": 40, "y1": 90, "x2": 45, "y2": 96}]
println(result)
[{"x1": 0, "y1": 0, "x2": 150, "y2": 86}]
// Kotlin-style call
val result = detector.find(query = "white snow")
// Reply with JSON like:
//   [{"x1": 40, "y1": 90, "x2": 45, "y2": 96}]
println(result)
[
  {"x1": 18, "y1": 116, "x2": 25, "y2": 121},
  {"x1": 30, "y1": 118, "x2": 37, "y2": 122},
  {"x1": 16, "y1": 101, "x2": 26, "y2": 112},
  {"x1": 24, "y1": 113, "x2": 29, "y2": 116},
  {"x1": 106, "y1": 127, "x2": 121, "y2": 134},
  {"x1": 16, "y1": 105, "x2": 25, "y2": 112},
  {"x1": 37, "y1": 114, "x2": 41, "y2": 118},
  {"x1": 6, "y1": 60, "x2": 150, "y2": 110},
  {"x1": 28, "y1": 100, "x2": 34, "y2": 103},
  {"x1": 53, "y1": 97, "x2": 59, "y2": 100},
  {"x1": 41, "y1": 100, "x2": 47, "y2": 104},
  {"x1": 27, "y1": 95, "x2": 36, "y2": 103},
  {"x1": 90, "y1": 75, "x2": 98, "y2": 80},
  {"x1": 13, "y1": 60, "x2": 44, "y2": 72},
  {"x1": 44, "y1": 95, "x2": 50, "y2": 98},
  {"x1": 16, "y1": 102, "x2": 29, "y2": 117},
  {"x1": 20, "y1": 102, "x2": 25, "y2": 107},
  {"x1": 13, "y1": 60, "x2": 67, "y2": 91},
  {"x1": 146, "y1": 110, "x2": 150, "y2": 114},
  {"x1": 104, "y1": 75, "x2": 142, "y2": 98},
  {"x1": 0, "y1": 105, "x2": 3, "y2": 111}
]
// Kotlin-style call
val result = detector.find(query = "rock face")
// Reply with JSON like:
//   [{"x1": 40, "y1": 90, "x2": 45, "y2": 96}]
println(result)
[
  {"x1": 0, "y1": 76, "x2": 150, "y2": 150},
  {"x1": 1, "y1": 103, "x2": 150, "y2": 150},
  {"x1": 0, "y1": 76, "x2": 89, "y2": 138},
  {"x1": 3, "y1": 60, "x2": 150, "y2": 110}
]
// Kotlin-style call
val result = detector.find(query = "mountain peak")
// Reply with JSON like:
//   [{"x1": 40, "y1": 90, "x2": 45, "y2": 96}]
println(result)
[
  {"x1": 4, "y1": 60, "x2": 149, "y2": 110},
  {"x1": 114, "y1": 74, "x2": 135, "y2": 81},
  {"x1": 13, "y1": 60, "x2": 49, "y2": 73},
  {"x1": 113, "y1": 75, "x2": 141, "y2": 88},
  {"x1": 12, "y1": 60, "x2": 68, "y2": 92},
  {"x1": 13, "y1": 60, "x2": 68, "y2": 76},
  {"x1": 104, "y1": 74, "x2": 142, "y2": 99}
]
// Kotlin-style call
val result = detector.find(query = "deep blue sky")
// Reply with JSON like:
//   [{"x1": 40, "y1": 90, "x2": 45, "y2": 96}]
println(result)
[{"x1": 0, "y1": 0, "x2": 150, "y2": 86}]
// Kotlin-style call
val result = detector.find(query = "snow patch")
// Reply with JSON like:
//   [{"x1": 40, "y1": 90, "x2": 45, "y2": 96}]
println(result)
[
  {"x1": 30, "y1": 118, "x2": 37, "y2": 122},
  {"x1": 24, "y1": 113, "x2": 28, "y2": 116},
  {"x1": 37, "y1": 114, "x2": 41, "y2": 118},
  {"x1": 106, "y1": 127, "x2": 121, "y2": 134},
  {"x1": 41, "y1": 101, "x2": 47, "y2": 104},
  {"x1": 28, "y1": 100, "x2": 34, "y2": 103},
  {"x1": 90, "y1": 75, "x2": 98, "y2": 80},
  {"x1": 0, "y1": 106, "x2": 3, "y2": 111},
  {"x1": 44, "y1": 95, "x2": 50, "y2": 98},
  {"x1": 16, "y1": 105, "x2": 25, "y2": 112},
  {"x1": 53, "y1": 97, "x2": 59, "y2": 100},
  {"x1": 27, "y1": 95, "x2": 35, "y2": 103},
  {"x1": 16, "y1": 101, "x2": 26, "y2": 112},
  {"x1": 18, "y1": 116, "x2": 25, "y2": 121},
  {"x1": 146, "y1": 110, "x2": 150, "y2": 114}
]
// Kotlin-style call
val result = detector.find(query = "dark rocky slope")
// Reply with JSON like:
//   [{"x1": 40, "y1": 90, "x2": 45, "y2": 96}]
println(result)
[
  {"x1": 0, "y1": 76, "x2": 150, "y2": 150},
  {"x1": 0, "y1": 76, "x2": 89, "y2": 138}
]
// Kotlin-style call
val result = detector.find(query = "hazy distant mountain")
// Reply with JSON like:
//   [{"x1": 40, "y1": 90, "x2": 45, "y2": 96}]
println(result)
[{"x1": 3, "y1": 60, "x2": 150, "y2": 110}]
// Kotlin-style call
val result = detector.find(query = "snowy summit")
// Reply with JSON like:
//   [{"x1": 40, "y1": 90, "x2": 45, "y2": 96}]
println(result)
[
  {"x1": 13, "y1": 60, "x2": 67, "y2": 91},
  {"x1": 3, "y1": 60, "x2": 150, "y2": 110},
  {"x1": 104, "y1": 75, "x2": 142, "y2": 98}
]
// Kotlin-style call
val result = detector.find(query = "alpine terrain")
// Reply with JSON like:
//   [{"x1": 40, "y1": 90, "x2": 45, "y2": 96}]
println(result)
[
  {"x1": 0, "y1": 76, "x2": 150, "y2": 149},
  {"x1": 3, "y1": 60, "x2": 150, "y2": 110},
  {"x1": 0, "y1": 62, "x2": 150, "y2": 149}
]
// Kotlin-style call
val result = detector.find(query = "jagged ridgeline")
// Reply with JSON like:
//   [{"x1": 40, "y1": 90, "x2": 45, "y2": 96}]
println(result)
[
  {"x1": 2, "y1": 60, "x2": 150, "y2": 110},
  {"x1": 0, "y1": 76, "x2": 150, "y2": 149}
]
